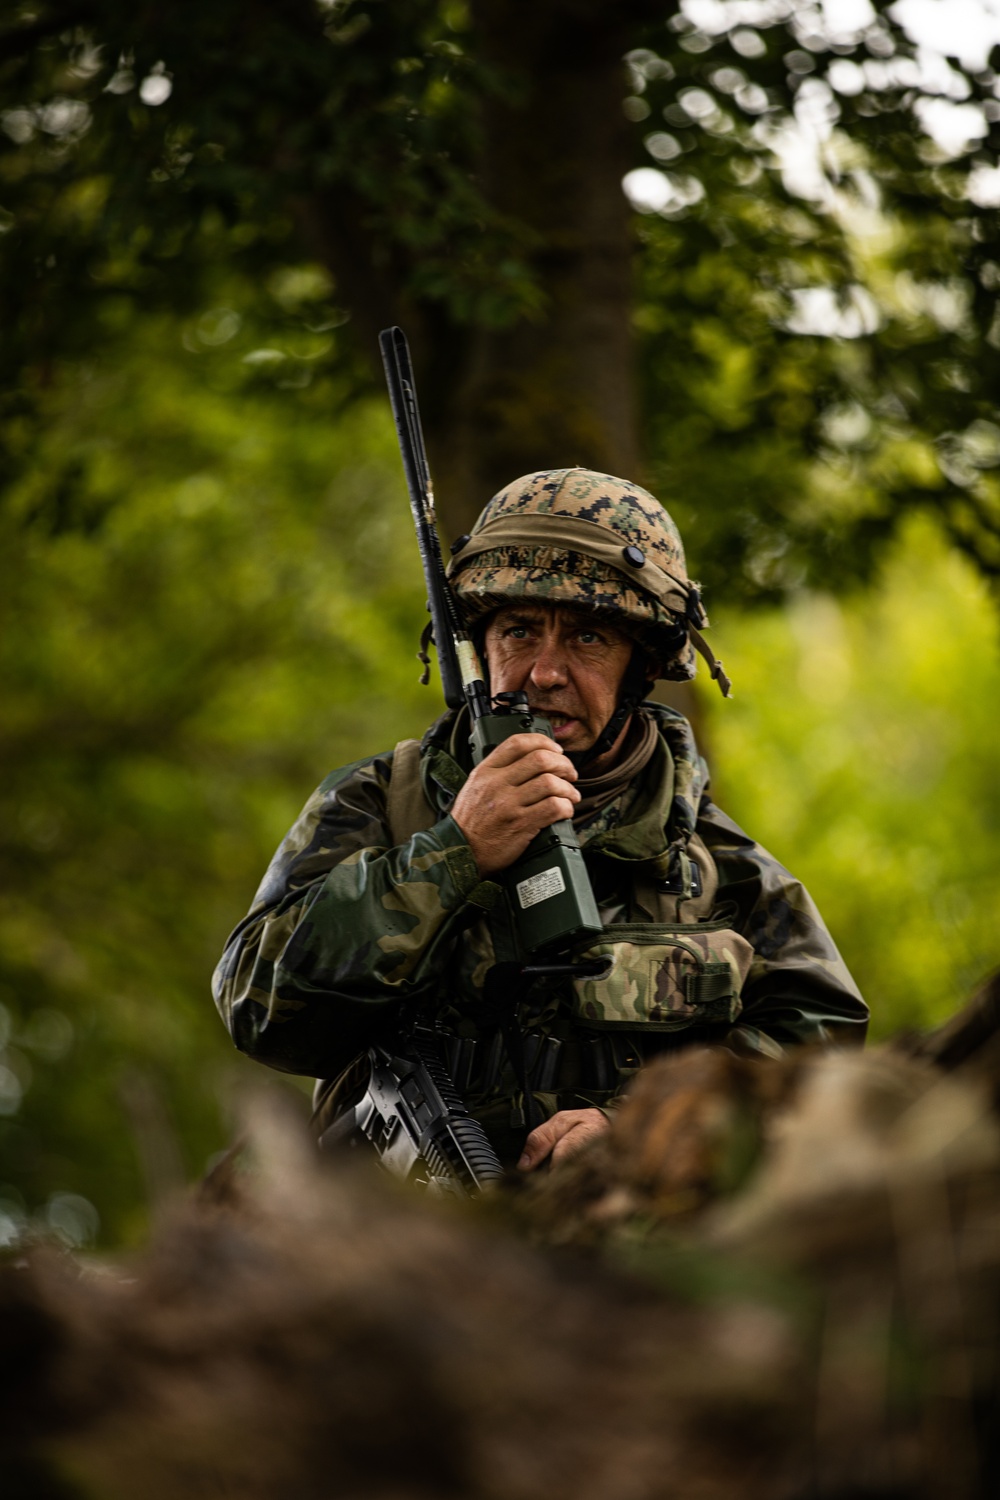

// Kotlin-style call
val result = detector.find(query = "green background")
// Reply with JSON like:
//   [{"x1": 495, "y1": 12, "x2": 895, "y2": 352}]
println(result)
[
  {"x1": 2, "y1": 0, "x2": 1000, "y2": 1249},
  {"x1": 1, "y1": 321, "x2": 996, "y2": 1247}
]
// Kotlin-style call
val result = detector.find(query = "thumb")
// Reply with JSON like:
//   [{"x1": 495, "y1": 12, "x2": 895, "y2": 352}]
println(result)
[{"x1": 517, "y1": 1120, "x2": 556, "y2": 1172}]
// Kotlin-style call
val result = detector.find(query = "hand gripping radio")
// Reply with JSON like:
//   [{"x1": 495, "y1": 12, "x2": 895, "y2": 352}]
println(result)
[{"x1": 379, "y1": 326, "x2": 601, "y2": 957}]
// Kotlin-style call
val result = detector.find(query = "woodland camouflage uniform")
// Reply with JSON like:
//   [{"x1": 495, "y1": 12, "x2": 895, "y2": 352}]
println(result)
[{"x1": 214, "y1": 469, "x2": 867, "y2": 1162}]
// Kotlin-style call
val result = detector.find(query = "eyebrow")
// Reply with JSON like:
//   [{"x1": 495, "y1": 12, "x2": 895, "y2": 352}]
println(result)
[
  {"x1": 492, "y1": 607, "x2": 624, "y2": 637},
  {"x1": 494, "y1": 607, "x2": 546, "y2": 626}
]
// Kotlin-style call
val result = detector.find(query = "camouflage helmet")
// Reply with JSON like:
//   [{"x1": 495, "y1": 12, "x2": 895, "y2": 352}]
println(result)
[{"x1": 445, "y1": 467, "x2": 730, "y2": 693}]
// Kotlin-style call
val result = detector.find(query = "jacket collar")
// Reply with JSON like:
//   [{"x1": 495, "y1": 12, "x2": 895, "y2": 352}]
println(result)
[{"x1": 420, "y1": 702, "x2": 707, "y2": 868}]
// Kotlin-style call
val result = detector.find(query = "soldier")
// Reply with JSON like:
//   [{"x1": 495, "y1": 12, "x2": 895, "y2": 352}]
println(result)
[{"x1": 213, "y1": 468, "x2": 867, "y2": 1172}]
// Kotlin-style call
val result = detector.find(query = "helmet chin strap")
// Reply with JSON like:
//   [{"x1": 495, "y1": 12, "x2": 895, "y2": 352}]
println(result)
[{"x1": 565, "y1": 650, "x2": 650, "y2": 775}]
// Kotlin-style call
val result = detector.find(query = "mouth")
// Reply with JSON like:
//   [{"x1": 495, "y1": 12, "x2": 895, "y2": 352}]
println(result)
[{"x1": 532, "y1": 709, "x2": 580, "y2": 742}]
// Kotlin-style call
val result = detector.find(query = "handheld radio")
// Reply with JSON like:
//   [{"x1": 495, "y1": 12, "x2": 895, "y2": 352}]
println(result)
[{"x1": 379, "y1": 326, "x2": 601, "y2": 956}]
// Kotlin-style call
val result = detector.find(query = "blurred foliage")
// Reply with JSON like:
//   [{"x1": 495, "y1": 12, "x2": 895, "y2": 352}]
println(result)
[
  {"x1": 705, "y1": 512, "x2": 1000, "y2": 1039},
  {"x1": 2, "y1": 1, "x2": 1000, "y2": 587},
  {"x1": 0, "y1": 1, "x2": 999, "y2": 1247},
  {"x1": 1, "y1": 285, "x2": 997, "y2": 1243},
  {"x1": 0, "y1": 306, "x2": 439, "y2": 1247}
]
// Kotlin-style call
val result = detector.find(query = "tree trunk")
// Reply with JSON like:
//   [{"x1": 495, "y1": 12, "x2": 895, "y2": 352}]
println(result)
[
  {"x1": 426, "y1": 0, "x2": 642, "y2": 541},
  {"x1": 300, "y1": 1, "x2": 663, "y2": 540}
]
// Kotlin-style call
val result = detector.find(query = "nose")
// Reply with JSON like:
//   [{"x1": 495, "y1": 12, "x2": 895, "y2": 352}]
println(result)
[{"x1": 527, "y1": 633, "x2": 570, "y2": 691}]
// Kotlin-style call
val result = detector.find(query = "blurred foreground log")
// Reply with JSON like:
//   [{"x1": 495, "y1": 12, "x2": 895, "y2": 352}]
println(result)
[{"x1": 5, "y1": 977, "x2": 1000, "y2": 1500}]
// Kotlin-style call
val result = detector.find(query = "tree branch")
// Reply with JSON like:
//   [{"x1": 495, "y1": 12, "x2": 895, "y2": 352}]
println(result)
[{"x1": 0, "y1": 5, "x2": 97, "y2": 67}]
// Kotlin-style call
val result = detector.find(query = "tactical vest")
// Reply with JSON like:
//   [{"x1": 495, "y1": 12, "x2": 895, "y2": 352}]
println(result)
[
  {"x1": 386, "y1": 736, "x2": 753, "y2": 1038},
  {"x1": 312, "y1": 728, "x2": 754, "y2": 1143}
]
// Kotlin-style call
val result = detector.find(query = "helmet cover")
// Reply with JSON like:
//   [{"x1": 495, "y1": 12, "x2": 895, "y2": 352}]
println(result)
[{"x1": 446, "y1": 467, "x2": 701, "y2": 681}]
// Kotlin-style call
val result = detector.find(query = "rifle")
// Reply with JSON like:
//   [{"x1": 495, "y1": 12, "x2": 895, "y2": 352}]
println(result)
[
  {"x1": 319, "y1": 1029, "x2": 504, "y2": 1196},
  {"x1": 378, "y1": 326, "x2": 602, "y2": 957}
]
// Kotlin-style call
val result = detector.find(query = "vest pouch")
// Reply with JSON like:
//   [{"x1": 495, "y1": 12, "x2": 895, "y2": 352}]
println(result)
[{"x1": 571, "y1": 922, "x2": 754, "y2": 1032}]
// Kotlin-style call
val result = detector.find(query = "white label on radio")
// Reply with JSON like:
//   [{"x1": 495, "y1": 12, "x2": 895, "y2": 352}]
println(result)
[{"x1": 516, "y1": 865, "x2": 566, "y2": 910}]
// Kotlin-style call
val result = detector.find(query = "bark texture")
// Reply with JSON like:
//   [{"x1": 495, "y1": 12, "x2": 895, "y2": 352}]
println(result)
[
  {"x1": 305, "y1": 0, "x2": 661, "y2": 541},
  {"x1": 426, "y1": 0, "x2": 643, "y2": 538}
]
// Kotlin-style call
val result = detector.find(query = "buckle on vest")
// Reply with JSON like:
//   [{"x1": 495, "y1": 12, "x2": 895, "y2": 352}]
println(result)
[{"x1": 656, "y1": 855, "x2": 702, "y2": 898}]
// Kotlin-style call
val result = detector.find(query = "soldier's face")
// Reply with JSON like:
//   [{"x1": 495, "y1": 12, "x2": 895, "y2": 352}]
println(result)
[{"x1": 483, "y1": 604, "x2": 635, "y2": 752}]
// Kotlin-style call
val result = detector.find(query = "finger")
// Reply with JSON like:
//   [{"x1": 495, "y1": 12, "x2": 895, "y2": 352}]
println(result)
[
  {"x1": 503, "y1": 746, "x2": 578, "y2": 786},
  {"x1": 517, "y1": 1118, "x2": 561, "y2": 1171},
  {"x1": 549, "y1": 1125, "x2": 584, "y2": 1165},
  {"x1": 479, "y1": 734, "x2": 564, "y2": 770},
  {"x1": 520, "y1": 773, "x2": 580, "y2": 808},
  {"x1": 523, "y1": 795, "x2": 577, "y2": 828},
  {"x1": 550, "y1": 1115, "x2": 609, "y2": 1165}
]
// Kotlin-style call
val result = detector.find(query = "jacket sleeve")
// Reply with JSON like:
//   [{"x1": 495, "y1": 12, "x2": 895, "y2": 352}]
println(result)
[
  {"x1": 212, "y1": 752, "x2": 494, "y2": 1077},
  {"x1": 696, "y1": 797, "x2": 869, "y2": 1051}
]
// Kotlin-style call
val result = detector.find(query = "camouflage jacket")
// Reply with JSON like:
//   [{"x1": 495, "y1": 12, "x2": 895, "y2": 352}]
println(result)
[{"x1": 213, "y1": 705, "x2": 867, "y2": 1156}]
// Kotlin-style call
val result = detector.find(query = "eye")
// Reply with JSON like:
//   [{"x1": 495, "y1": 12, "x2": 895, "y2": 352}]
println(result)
[
  {"x1": 577, "y1": 629, "x2": 603, "y2": 645},
  {"x1": 505, "y1": 624, "x2": 529, "y2": 639}
]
